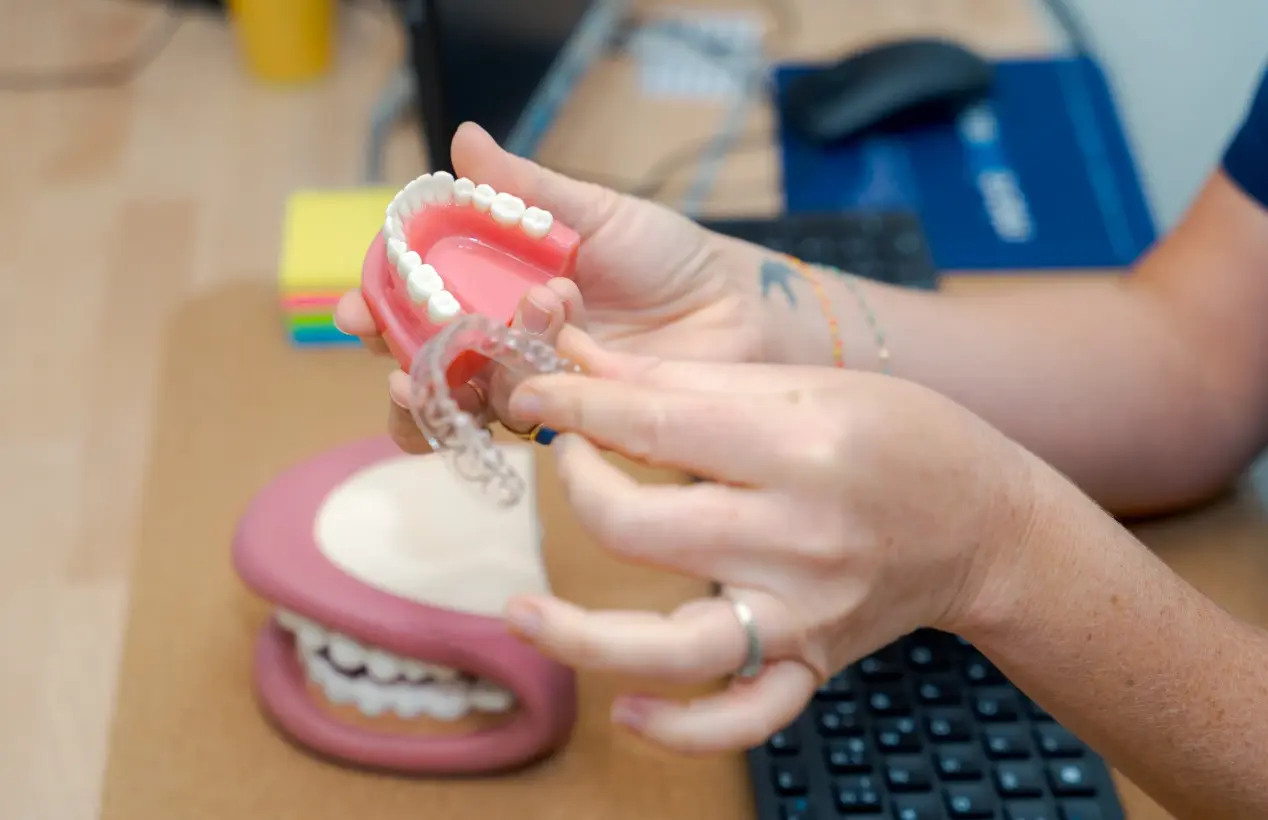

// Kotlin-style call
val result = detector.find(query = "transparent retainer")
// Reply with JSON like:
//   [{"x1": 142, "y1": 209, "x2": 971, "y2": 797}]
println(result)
[{"x1": 408, "y1": 314, "x2": 582, "y2": 507}]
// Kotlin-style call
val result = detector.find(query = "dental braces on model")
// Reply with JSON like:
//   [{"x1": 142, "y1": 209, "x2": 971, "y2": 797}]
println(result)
[{"x1": 408, "y1": 313, "x2": 581, "y2": 507}]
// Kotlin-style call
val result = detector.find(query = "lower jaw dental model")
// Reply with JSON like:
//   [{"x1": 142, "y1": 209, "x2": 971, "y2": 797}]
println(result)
[
  {"x1": 230, "y1": 175, "x2": 585, "y2": 776},
  {"x1": 233, "y1": 436, "x2": 576, "y2": 775}
]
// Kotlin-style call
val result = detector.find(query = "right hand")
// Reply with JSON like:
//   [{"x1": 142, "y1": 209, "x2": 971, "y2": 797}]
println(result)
[{"x1": 334, "y1": 122, "x2": 767, "y2": 453}]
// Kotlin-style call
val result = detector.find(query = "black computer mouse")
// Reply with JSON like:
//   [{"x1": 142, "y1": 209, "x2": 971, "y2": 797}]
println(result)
[{"x1": 781, "y1": 38, "x2": 994, "y2": 146}]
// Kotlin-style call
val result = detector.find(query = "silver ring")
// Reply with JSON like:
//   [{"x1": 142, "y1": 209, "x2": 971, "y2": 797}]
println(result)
[{"x1": 730, "y1": 598, "x2": 764, "y2": 679}]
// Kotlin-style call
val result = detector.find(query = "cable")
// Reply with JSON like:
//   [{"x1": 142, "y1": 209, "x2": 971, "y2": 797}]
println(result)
[
  {"x1": 553, "y1": 10, "x2": 782, "y2": 203},
  {"x1": 547, "y1": 127, "x2": 775, "y2": 200},
  {"x1": 0, "y1": 2, "x2": 183, "y2": 92}
]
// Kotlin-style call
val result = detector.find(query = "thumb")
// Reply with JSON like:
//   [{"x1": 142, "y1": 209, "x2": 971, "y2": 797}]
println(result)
[{"x1": 450, "y1": 122, "x2": 620, "y2": 239}]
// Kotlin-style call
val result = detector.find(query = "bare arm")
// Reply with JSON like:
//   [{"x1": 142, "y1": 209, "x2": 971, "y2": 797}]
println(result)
[
  {"x1": 719, "y1": 172, "x2": 1268, "y2": 516},
  {"x1": 958, "y1": 457, "x2": 1268, "y2": 820}
]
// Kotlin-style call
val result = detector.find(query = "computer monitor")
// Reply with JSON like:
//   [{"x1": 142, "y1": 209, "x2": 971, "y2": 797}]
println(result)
[{"x1": 400, "y1": 0, "x2": 630, "y2": 174}]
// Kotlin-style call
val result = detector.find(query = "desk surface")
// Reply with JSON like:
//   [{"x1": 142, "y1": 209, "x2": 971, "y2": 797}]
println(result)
[{"x1": 2, "y1": 2, "x2": 1265, "y2": 819}]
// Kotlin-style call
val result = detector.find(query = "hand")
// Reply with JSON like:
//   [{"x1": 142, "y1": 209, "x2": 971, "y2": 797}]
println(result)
[
  {"x1": 334, "y1": 122, "x2": 766, "y2": 452},
  {"x1": 498, "y1": 328, "x2": 1040, "y2": 754}
]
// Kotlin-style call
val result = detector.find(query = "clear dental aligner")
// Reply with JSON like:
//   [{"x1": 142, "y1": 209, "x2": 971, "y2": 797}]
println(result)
[
  {"x1": 381, "y1": 171, "x2": 557, "y2": 328},
  {"x1": 408, "y1": 313, "x2": 581, "y2": 507}
]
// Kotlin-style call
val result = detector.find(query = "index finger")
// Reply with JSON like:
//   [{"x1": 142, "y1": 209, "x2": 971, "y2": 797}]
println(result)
[
  {"x1": 555, "y1": 325, "x2": 849, "y2": 395},
  {"x1": 507, "y1": 375, "x2": 811, "y2": 485}
]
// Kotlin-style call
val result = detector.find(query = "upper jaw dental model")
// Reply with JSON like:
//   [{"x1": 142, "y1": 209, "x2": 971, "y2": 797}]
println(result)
[
  {"x1": 232, "y1": 436, "x2": 576, "y2": 776},
  {"x1": 361, "y1": 171, "x2": 580, "y2": 388}
]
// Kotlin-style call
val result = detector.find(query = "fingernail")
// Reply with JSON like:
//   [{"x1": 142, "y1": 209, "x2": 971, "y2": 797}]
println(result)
[
  {"x1": 389, "y1": 388, "x2": 407, "y2": 409},
  {"x1": 505, "y1": 600, "x2": 543, "y2": 636},
  {"x1": 611, "y1": 697, "x2": 652, "y2": 729},
  {"x1": 509, "y1": 389, "x2": 541, "y2": 419},
  {"x1": 522, "y1": 297, "x2": 551, "y2": 335}
]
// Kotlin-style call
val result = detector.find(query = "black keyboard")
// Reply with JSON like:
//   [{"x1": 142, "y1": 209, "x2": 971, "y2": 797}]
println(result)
[
  {"x1": 748, "y1": 630, "x2": 1125, "y2": 820},
  {"x1": 698, "y1": 211, "x2": 940, "y2": 291},
  {"x1": 700, "y1": 212, "x2": 1126, "y2": 820}
]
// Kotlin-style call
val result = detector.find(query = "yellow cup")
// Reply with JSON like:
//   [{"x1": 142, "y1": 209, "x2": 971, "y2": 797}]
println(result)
[{"x1": 227, "y1": 0, "x2": 336, "y2": 83}]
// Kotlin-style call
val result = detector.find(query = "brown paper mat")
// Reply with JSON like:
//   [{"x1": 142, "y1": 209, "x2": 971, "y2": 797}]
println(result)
[{"x1": 99, "y1": 283, "x2": 753, "y2": 819}]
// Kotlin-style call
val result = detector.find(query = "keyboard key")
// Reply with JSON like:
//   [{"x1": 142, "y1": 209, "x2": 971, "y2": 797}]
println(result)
[
  {"x1": 892, "y1": 794, "x2": 942, "y2": 819},
  {"x1": 1048, "y1": 762, "x2": 1095, "y2": 797},
  {"x1": 884, "y1": 756, "x2": 933, "y2": 792},
  {"x1": 772, "y1": 762, "x2": 808, "y2": 795},
  {"x1": 817, "y1": 701, "x2": 865, "y2": 737},
  {"x1": 925, "y1": 710, "x2": 972, "y2": 742},
  {"x1": 994, "y1": 762, "x2": 1045, "y2": 797},
  {"x1": 875, "y1": 718, "x2": 922, "y2": 753},
  {"x1": 944, "y1": 784, "x2": 998, "y2": 818},
  {"x1": 825, "y1": 737, "x2": 874, "y2": 774},
  {"x1": 915, "y1": 676, "x2": 962, "y2": 705},
  {"x1": 780, "y1": 797, "x2": 815, "y2": 820},
  {"x1": 833, "y1": 775, "x2": 884, "y2": 814},
  {"x1": 905, "y1": 638, "x2": 951, "y2": 672},
  {"x1": 768, "y1": 725, "x2": 801, "y2": 755},
  {"x1": 973, "y1": 690, "x2": 1022, "y2": 722},
  {"x1": 934, "y1": 745, "x2": 985, "y2": 780},
  {"x1": 1003, "y1": 801, "x2": 1057, "y2": 820},
  {"x1": 1059, "y1": 801, "x2": 1106, "y2": 820},
  {"x1": 964, "y1": 655, "x2": 1005, "y2": 685},
  {"x1": 891, "y1": 229, "x2": 925, "y2": 257},
  {"x1": 859, "y1": 651, "x2": 904, "y2": 681},
  {"x1": 983, "y1": 725, "x2": 1031, "y2": 759},
  {"x1": 868, "y1": 687, "x2": 912, "y2": 716},
  {"x1": 1035, "y1": 725, "x2": 1084, "y2": 758},
  {"x1": 816, "y1": 674, "x2": 855, "y2": 700}
]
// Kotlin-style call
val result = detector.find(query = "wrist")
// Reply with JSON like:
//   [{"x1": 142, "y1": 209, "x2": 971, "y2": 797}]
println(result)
[
  {"x1": 945, "y1": 449, "x2": 1062, "y2": 642},
  {"x1": 713, "y1": 234, "x2": 838, "y2": 367}
]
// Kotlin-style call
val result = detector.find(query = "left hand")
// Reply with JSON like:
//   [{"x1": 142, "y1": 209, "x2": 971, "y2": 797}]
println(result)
[{"x1": 501, "y1": 328, "x2": 1041, "y2": 754}]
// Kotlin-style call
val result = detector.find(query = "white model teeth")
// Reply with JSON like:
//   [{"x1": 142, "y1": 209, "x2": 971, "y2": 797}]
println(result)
[
  {"x1": 383, "y1": 213, "x2": 402, "y2": 240},
  {"x1": 472, "y1": 183, "x2": 497, "y2": 212},
  {"x1": 403, "y1": 178, "x2": 425, "y2": 212},
  {"x1": 520, "y1": 206, "x2": 553, "y2": 239},
  {"x1": 406, "y1": 263, "x2": 443, "y2": 303},
  {"x1": 453, "y1": 177, "x2": 476, "y2": 205},
  {"x1": 275, "y1": 608, "x2": 516, "y2": 721},
  {"x1": 431, "y1": 171, "x2": 455, "y2": 204},
  {"x1": 427, "y1": 290, "x2": 461, "y2": 325},
  {"x1": 397, "y1": 249, "x2": 422, "y2": 280},
  {"x1": 386, "y1": 238, "x2": 408, "y2": 267},
  {"x1": 490, "y1": 192, "x2": 527, "y2": 227},
  {"x1": 382, "y1": 179, "x2": 557, "y2": 302}
]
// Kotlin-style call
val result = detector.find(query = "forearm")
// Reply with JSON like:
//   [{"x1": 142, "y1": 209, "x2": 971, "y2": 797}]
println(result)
[
  {"x1": 962, "y1": 463, "x2": 1268, "y2": 820},
  {"x1": 712, "y1": 190, "x2": 1268, "y2": 516},
  {"x1": 731, "y1": 236, "x2": 1247, "y2": 514}
]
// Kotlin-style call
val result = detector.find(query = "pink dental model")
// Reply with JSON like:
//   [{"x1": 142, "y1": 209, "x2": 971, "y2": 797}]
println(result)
[
  {"x1": 232, "y1": 175, "x2": 588, "y2": 776},
  {"x1": 232, "y1": 436, "x2": 577, "y2": 776},
  {"x1": 361, "y1": 170, "x2": 580, "y2": 388}
]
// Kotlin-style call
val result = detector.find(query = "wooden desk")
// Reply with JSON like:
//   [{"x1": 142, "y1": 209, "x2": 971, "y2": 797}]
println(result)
[{"x1": 3, "y1": 2, "x2": 1266, "y2": 820}]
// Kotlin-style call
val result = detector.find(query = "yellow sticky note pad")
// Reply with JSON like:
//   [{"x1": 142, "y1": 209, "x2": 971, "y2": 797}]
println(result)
[{"x1": 279, "y1": 187, "x2": 397, "y2": 293}]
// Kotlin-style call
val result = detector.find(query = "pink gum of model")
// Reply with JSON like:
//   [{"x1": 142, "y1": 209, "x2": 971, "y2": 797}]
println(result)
[
  {"x1": 361, "y1": 194, "x2": 580, "y2": 388},
  {"x1": 232, "y1": 436, "x2": 578, "y2": 775}
]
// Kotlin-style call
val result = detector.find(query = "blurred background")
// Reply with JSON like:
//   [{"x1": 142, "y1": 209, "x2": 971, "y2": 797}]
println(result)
[{"x1": 2, "y1": 1, "x2": 1265, "y2": 818}]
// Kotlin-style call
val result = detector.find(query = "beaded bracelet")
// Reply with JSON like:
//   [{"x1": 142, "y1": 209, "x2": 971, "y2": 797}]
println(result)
[
  {"x1": 788, "y1": 257, "x2": 845, "y2": 369},
  {"x1": 838, "y1": 268, "x2": 891, "y2": 375},
  {"x1": 788, "y1": 256, "x2": 891, "y2": 375}
]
